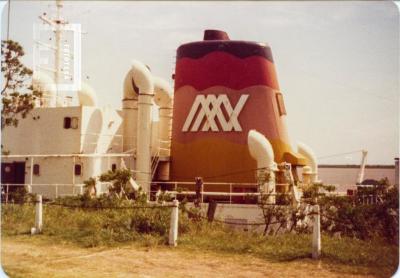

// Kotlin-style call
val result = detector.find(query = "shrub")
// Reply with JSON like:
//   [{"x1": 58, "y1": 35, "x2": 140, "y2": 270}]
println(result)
[
  {"x1": 315, "y1": 181, "x2": 399, "y2": 243},
  {"x1": 99, "y1": 169, "x2": 133, "y2": 199},
  {"x1": 3, "y1": 186, "x2": 36, "y2": 204}
]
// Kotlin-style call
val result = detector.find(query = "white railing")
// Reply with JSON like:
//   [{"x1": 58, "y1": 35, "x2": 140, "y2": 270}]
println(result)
[
  {"x1": 34, "y1": 95, "x2": 75, "y2": 108},
  {"x1": 150, "y1": 181, "x2": 356, "y2": 205},
  {"x1": 357, "y1": 194, "x2": 383, "y2": 205},
  {"x1": 1, "y1": 183, "x2": 85, "y2": 202},
  {"x1": 1, "y1": 182, "x2": 113, "y2": 202},
  {"x1": 151, "y1": 181, "x2": 262, "y2": 204}
]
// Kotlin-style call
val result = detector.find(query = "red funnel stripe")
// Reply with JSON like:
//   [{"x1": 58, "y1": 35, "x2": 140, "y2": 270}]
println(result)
[{"x1": 174, "y1": 51, "x2": 280, "y2": 91}]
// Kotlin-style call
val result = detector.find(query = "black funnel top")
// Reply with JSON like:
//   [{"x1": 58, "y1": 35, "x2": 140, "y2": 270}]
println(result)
[{"x1": 203, "y1": 30, "x2": 230, "y2": 41}]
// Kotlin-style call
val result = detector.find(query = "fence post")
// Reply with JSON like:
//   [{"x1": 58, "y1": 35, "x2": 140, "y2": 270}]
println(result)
[
  {"x1": 207, "y1": 200, "x2": 218, "y2": 222},
  {"x1": 195, "y1": 177, "x2": 203, "y2": 207},
  {"x1": 312, "y1": 204, "x2": 321, "y2": 259},
  {"x1": 6, "y1": 185, "x2": 9, "y2": 204},
  {"x1": 31, "y1": 194, "x2": 43, "y2": 235},
  {"x1": 169, "y1": 199, "x2": 179, "y2": 247}
]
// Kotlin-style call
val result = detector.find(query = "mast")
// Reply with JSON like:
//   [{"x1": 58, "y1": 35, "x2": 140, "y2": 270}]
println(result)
[
  {"x1": 54, "y1": 0, "x2": 63, "y2": 98},
  {"x1": 38, "y1": 0, "x2": 67, "y2": 105},
  {"x1": 7, "y1": 0, "x2": 11, "y2": 40}
]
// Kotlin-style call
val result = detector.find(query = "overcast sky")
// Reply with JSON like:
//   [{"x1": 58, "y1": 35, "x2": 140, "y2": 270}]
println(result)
[{"x1": 1, "y1": 1, "x2": 399, "y2": 165}]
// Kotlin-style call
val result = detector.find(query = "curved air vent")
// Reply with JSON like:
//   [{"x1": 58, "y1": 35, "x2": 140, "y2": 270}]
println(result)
[{"x1": 131, "y1": 78, "x2": 140, "y2": 95}]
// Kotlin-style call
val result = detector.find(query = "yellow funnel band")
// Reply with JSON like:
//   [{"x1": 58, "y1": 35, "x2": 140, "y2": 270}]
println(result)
[
  {"x1": 283, "y1": 151, "x2": 307, "y2": 166},
  {"x1": 268, "y1": 139, "x2": 307, "y2": 166}
]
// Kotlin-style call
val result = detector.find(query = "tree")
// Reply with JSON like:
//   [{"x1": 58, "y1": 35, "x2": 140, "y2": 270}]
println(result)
[
  {"x1": 1, "y1": 40, "x2": 41, "y2": 129},
  {"x1": 99, "y1": 169, "x2": 133, "y2": 199},
  {"x1": 83, "y1": 177, "x2": 97, "y2": 198}
]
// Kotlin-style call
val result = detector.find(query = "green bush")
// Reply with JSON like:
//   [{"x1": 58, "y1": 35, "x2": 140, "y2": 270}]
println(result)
[
  {"x1": 315, "y1": 183, "x2": 399, "y2": 243},
  {"x1": 3, "y1": 187, "x2": 36, "y2": 204}
]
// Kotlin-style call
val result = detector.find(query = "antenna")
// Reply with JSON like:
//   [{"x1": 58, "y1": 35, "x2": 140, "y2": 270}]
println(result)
[
  {"x1": 35, "y1": 0, "x2": 85, "y2": 107},
  {"x1": 37, "y1": 0, "x2": 68, "y2": 103}
]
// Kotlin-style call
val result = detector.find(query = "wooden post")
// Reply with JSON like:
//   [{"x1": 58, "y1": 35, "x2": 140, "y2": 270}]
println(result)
[
  {"x1": 6, "y1": 185, "x2": 9, "y2": 204},
  {"x1": 312, "y1": 204, "x2": 321, "y2": 259},
  {"x1": 207, "y1": 200, "x2": 218, "y2": 222},
  {"x1": 169, "y1": 199, "x2": 179, "y2": 246},
  {"x1": 195, "y1": 177, "x2": 203, "y2": 207},
  {"x1": 31, "y1": 194, "x2": 43, "y2": 235}
]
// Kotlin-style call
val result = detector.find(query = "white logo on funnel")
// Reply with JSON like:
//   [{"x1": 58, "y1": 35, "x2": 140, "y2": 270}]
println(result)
[{"x1": 182, "y1": 94, "x2": 249, "y2": 132}]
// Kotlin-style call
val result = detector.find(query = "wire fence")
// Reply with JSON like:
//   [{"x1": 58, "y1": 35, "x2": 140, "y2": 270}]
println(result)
[
  {"x1": 3, "y1": 199, "x2": 343, "y2": 228},
  {"x1": 46, "y1": 203, "x2": 176, "y2": 210},
  {"x1": 1, "y1": 196, "x2": 361, "y2": 228},
  {"x1": 2, "y1": 200, "x2": 176, "y2": 210},
  {"x1": 3, "y1": 195, "x2": 357, "y2": 258}
]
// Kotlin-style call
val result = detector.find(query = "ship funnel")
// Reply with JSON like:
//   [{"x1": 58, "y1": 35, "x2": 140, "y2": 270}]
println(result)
[{"x1": 170, "y1": 30, "x2": 306, "y2": 183}]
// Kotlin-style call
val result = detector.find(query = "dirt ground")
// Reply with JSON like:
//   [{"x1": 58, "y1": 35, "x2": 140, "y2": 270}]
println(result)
[{"x1": 1, "y1": 236, "x2": 383, "y2": 278}]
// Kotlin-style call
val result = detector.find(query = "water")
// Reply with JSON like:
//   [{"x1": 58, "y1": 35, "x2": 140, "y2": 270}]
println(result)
[{"x1": 318, "y1": 166, "x2": 395, "y2": 192}]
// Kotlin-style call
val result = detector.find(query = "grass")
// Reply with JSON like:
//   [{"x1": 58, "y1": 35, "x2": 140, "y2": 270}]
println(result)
[
  {"x1": 2, "y1": 203, "x2": 399, "y2": 277},
  {"x1": 1, "y1": 203, "x2": 174, "y2": 247},
  {"x1": 179, "y1": 225, "x2": 399, "y2": 272}
]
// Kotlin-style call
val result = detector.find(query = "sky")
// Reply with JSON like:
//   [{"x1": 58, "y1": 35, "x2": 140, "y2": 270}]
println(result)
[{"x1": 1, "y1": 1, "x2": 399, "y2": 165}]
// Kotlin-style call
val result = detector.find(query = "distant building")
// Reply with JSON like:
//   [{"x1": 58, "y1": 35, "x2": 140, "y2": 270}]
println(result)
[{"x1": 318, "y1": 164, "x2": 396, "y2": 192}]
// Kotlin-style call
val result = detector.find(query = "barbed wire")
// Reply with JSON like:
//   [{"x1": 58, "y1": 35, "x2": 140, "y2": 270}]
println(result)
[
  {"x1": 48, "y1": 201, "x2": 176, "y2": 209},
  {"x1": 184, "y1": 209, "x2": 322, "y2": 226},
  {"x1": 319, "y1": 212, "x2": 353, "y2": 226},
  {"x1": 1, "y1": 200, "x2": 175, "y2": 210},
  {"x1": 1, "y1": 200, "x2": 358, "y2": 226}
]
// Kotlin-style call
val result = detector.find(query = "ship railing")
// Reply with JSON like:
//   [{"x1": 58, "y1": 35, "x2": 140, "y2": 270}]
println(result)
[
  {"x1": 150, "y1": 181, "x2": 283, "y2": 204},
  {"x1": 150, "y1": 181, "x2": 361, "y2": 205},
  {"x1": 34, "y1": 95, "x2": 75, "y2": 108},
  {"x1": 0, "y1": 182, "x2": 112, "y2": 202}
]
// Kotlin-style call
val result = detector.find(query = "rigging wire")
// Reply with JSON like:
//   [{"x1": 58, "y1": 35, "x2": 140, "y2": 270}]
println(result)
[
  {"x1": 317, "y1": 150, "x2": 363, "y2": 160},
  {"x1": 6, "y1": 0, "x2": 10, "y2": 40},
  {"x1": 170, "y1": 166, "x2": 271, "y2": 181}
]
